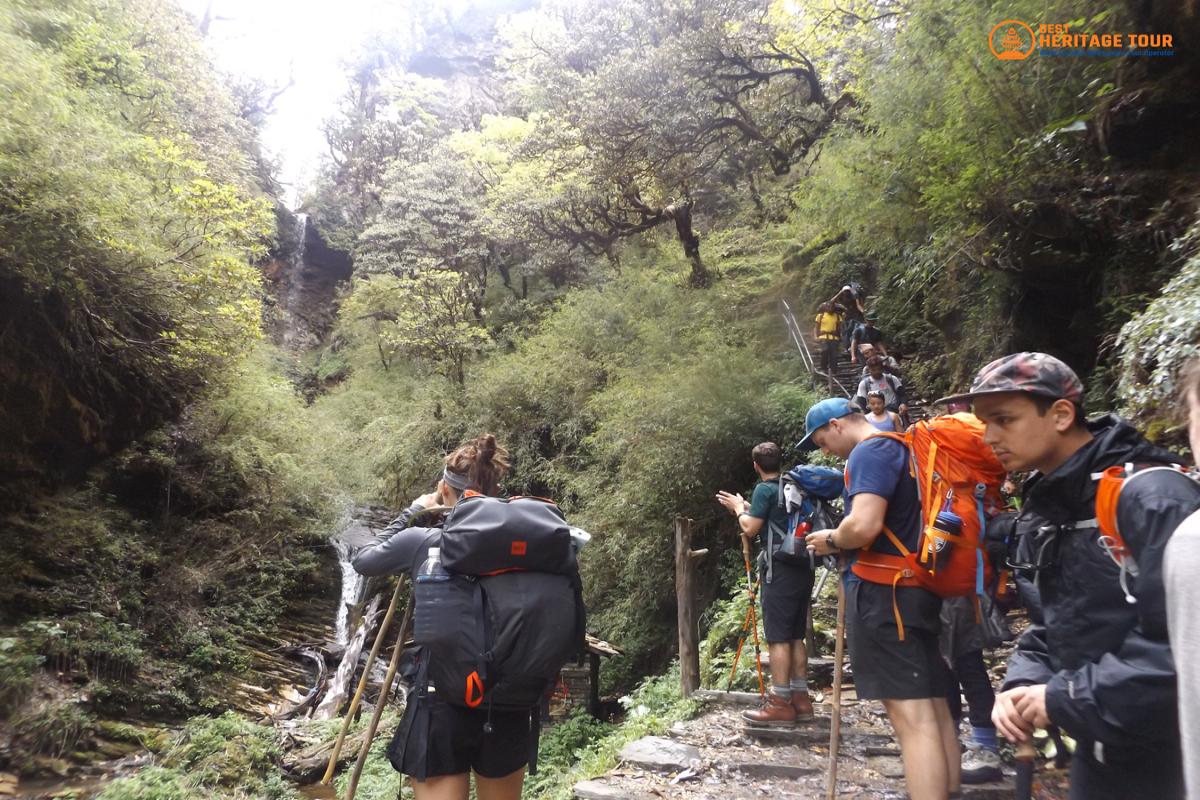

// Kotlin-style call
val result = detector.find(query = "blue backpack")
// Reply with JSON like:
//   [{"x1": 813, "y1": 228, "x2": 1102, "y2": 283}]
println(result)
[{"x1": 762, "y1": 465, "x2": 845, "y2": 578}]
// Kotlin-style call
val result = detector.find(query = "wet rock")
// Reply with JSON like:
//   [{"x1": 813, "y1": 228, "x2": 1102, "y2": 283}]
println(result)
[{"x1": 617, "y1": 736, "x2": 702, "y2": 772}]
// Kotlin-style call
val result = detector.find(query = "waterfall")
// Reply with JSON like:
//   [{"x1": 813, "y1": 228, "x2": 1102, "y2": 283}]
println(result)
[
  {"x1": 282, "y1": 212, "x2": 308, "y2": 349},
  {"x1": 331, "y1": 536, "x2": 364, "y2": 646}
]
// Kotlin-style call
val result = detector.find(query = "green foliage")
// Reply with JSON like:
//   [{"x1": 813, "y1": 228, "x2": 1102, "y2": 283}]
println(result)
[
  {"x1": 98, "y1": 712, "x2": 297, "y2": 800},
  {"x1": 10, "y1": 700, "x2": 95, "y2": 758},
  {"x1": 525, "y1": 666, "x2": 701, "y2": 799},
  {"x1": 339, "y1": 271, "x2": 490, "y2": 384},
  {"x1": 0, "y1": 0, "x2": 274, "y2": 501},
  {"x1": 699, "y1": 583, "x2": 767, "y2": 693},
  {"x1": 0, "y1": 638, "x2": 43, "y2": 715},
  {"x1": 525, "y1": 710, "x2": 614, "y2": 797},
  {"x1": 1117, "y1": 217, "x2": 1200, "y2": 422}
]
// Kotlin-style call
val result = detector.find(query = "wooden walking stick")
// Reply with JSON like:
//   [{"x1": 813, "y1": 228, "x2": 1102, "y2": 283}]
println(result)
[
  {"x1": 345, "y1": 594, "x2": 414, "y2": 800},
  {"x1": 315, "y1": 578, "x2": 406, "y2": 797},
  {"x1": 826, "y1": 553, "x2": 846, "y2": 800}
]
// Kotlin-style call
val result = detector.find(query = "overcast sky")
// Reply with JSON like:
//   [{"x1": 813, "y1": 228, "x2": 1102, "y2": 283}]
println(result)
[{"x1": 177, "y1": 0, "x2": 414, "y2": 207}]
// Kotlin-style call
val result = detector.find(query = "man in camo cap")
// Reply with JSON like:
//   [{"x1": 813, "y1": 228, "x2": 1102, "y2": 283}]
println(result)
[{"x1": 939, "y1": 352, "x2": 1199, "y2": 800}]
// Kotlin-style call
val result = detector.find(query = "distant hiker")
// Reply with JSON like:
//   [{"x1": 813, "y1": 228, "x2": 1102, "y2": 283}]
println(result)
[
  {"x1": 850, "y1": 312, "x2": 886, "y2": 364},
  {"x1": 940, "y1": 597, "x2": 1003, "y2": 784},
  {"x1": 800, "y1": 398, "x2": 960, "y2": 800},
  {"x1": 865, "y1": 390, "x2": 904, "y2": 433},
  {"x1": 716, "y1": 442, "x2": 816, "y2": 727},
  {"x1": 856, "y1": 356, "x2": 907, "y2": 417},
  {"x1": 939, "y1": 353, "x2": 1200, "y2": 800},
  {"x1": 813, "y1": 302, "x2": 843, "y2": 386},
  {"x1": 353, "y1": 435, "x2": 584, "y2": 800},
  {"x1": 1167, "y1": 358, "x2": 1200, "y2": 800},
  {"x1": 858, "y1": 343, "x2": 901, "y2": 378},
  {"x1": 831, "y1": 283, "x2": 866, "y2": 349}
]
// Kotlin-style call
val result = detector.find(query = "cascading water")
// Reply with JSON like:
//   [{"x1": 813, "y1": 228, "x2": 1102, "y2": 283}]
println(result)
[
  {"x1": 281, "y1": 212, "x2": 308, "y2": 350},
  {"x1": 330, "y1": 507, "x2": 369, "y2": 646}
]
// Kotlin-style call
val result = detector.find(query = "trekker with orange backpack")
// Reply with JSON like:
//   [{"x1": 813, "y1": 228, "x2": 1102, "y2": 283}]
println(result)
[
  {"x1": 939, "y1": 352, "x2": 1200, "y2": 800},
  {"x1": 801, "y1": 398, "x2": 971, "y2": 800}
]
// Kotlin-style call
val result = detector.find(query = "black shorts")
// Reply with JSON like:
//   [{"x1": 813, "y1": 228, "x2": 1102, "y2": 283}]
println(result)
[
  {"x1": 389, "y1": 693, "x2": 531, "y2": 780},
  {"x1": 847, "y1": 581, "x2": 950, "y2": 700},
  {"x1": 760, "y1": 559, "x2": 815, "y2": 643}
]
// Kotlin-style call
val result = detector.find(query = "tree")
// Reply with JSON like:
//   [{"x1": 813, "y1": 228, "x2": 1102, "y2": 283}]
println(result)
[
  {"x1": 494, "y1": 0, "x2": 862, "y2": 285},
  {"x1": 339, "y1": 271, "x2": 490, "y2": 384},
  {"x1": 0, "y1": 0, "x2": 272, "y2": 495}
]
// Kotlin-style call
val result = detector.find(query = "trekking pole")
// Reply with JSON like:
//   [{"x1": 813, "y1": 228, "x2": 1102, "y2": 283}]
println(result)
[
  {"x1": 345, "y1": 594, "x2": 415, "y2": 800},
  {"x1": 318, "y1": 578, "x2": 406, "y2": 792},
  {"x1": 725, "y1": 576, "x2": 762, "y2": 691},
  {"x1": 826, "y1": 553, "x2": 846, "y2": 800},
  {"x1": 744, "y1": 556, "x2": 766, "y2": 697}
]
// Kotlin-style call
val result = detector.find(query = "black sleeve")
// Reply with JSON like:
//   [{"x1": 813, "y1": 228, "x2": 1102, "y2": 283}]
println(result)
[
  {"x1": 1042, "y1": 470, "x2": 1199, "y2": 748},
  {"x1": 1003, "y1": 623, "x2": 1057, "y2": 688},
  {"x1": 1116, "y1": 470, "x2": 1200, "y2": 639}
]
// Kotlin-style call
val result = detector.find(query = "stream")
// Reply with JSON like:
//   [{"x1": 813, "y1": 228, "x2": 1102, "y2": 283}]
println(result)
[{"x1": 8, "y1": 506, "x2": 394, "y2": 800}]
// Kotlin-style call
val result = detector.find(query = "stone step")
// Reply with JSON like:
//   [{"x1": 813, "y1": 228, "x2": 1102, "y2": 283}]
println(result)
[{"x1": 617, "y1": 736, "x2": 701, "y2": 773}]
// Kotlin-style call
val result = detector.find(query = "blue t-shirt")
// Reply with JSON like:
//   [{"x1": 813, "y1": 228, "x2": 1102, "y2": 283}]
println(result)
[
  {"x1": 845, "y1": 436, "x2": 941, "y2": 631},
  {"x1": 846, "y1": 437, "x2": 921, "y2": 555}
]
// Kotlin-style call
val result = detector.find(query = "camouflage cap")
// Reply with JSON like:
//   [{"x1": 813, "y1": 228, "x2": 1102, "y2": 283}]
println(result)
[{"x1": 934, "y1": 352, "x2": 1083, "y2": 407}]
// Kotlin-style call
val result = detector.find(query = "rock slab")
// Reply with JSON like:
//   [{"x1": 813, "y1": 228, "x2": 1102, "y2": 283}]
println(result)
[
  {"x1": 573, "y1": 780, "x2": 635, "y2": 800},
  {"x1": 617, "y1": 736, "x2": 702, "y2": 772}
]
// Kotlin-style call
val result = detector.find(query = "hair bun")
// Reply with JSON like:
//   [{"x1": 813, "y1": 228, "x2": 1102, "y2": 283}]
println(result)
[{"x1": 478, "y1": 434, "x2": 496, "y2": 464}]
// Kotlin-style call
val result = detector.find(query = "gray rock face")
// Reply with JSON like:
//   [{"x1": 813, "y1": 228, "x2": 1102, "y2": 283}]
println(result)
[{"x1": 617, "y1": 736, "x2": 702, "y2": 772}]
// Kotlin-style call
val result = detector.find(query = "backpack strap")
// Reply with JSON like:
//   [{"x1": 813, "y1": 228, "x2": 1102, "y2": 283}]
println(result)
[{"x1": 850, "y1": 524, "x2": 923, "y2": 640}]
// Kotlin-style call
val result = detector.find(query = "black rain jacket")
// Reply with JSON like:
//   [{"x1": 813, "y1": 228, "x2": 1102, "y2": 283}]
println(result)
[{"x1": 1002, "y1": 415, "x2": 1200, "y2": 759}]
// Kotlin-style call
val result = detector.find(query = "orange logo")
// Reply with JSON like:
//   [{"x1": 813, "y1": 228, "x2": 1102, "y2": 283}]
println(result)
[
  {"x1": 510, "y1": 540, "x2": 527, "y2": 556},
  {"x1": 989, "y1": 20, "x2": 1035, "y2": 60}
]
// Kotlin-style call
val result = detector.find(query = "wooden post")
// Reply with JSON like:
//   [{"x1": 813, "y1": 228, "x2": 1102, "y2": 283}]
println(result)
[
  {"x1": 827, "y1": 554, "x2": 847, "y2": 800},
  {"x1": 675, "y1": 516, "x2": 706, "y2": 697},
  {"x1": 588, "y1": 652, "x2": 601, "y2": 719}
]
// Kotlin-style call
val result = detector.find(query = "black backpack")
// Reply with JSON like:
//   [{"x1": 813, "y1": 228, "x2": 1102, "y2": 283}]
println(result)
[{"x1": 412, "y1": 495, "x2": 586, "y2": 713}]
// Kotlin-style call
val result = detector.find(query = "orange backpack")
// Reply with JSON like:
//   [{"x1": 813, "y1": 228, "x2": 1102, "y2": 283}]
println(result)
[
  {"x1": 1093, "y1": 462, "x2": 1195, "y2": 603},
  {"x1": 850, "y1": 413, "x2": 1007, "y2": 638}
]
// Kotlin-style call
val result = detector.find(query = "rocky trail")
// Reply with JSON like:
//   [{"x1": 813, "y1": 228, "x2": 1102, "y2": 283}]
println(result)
[{"x1": 575, "y1": 687, "x2": 1059, "y2": 800}]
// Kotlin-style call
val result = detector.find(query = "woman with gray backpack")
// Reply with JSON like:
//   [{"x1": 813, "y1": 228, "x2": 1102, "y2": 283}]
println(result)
[{"x1": 353, "y1": 435, "x2": 586, "y2": 800}]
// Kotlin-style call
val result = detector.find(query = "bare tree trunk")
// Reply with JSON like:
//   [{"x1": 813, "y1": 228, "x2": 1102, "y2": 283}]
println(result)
[{"x1": 666, "y1": 200, "x2": 709, "y2": 288}]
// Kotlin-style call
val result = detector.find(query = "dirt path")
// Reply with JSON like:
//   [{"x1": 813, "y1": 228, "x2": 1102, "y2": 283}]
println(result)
[{"x1": 574, "y1": 688, "x2": 1038, "y2": 800}]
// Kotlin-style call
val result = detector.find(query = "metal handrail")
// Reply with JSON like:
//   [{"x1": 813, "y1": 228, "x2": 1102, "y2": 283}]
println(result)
[{"x1": 780, "y1": 299, "x2": 850, "y2": 399}]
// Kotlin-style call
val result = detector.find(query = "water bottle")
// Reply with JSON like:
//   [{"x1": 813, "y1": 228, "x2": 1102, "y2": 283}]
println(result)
[
  {"x1": 414, "y1": 546, "x2": 452, "y2": 645},
  {"x1": 924, "y1": 510, "x2": 961, "y2": 570},
  {"x1": 417, "y1": 547, "x2": 450, "y2": 583}
]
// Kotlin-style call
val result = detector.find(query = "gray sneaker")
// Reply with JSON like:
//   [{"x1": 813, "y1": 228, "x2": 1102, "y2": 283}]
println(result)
[{"x1": 961, "y1": 745, "x2": 1003, "y2": 784}]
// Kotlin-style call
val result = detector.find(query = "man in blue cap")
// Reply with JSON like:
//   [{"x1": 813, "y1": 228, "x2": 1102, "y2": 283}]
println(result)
[{"x1": 799, "y1": 397, "x2": 959, "y2": 800}]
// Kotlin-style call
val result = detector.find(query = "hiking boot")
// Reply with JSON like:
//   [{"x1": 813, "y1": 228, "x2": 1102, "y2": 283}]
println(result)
[
  {"x1": 961, "y1": 744, "x2": 1003, "y2": 784},
  {"x1": 791, "y1": 691, "x2": 815, "y2": 721},
  {"x1": 741, "y1": 692, "x2": 796, "y2": 727}
]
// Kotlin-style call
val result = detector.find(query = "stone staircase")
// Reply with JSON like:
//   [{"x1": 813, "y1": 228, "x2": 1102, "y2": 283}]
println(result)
[{"x1": 794, "y1": 327, "x2": 932, "y2": 424}]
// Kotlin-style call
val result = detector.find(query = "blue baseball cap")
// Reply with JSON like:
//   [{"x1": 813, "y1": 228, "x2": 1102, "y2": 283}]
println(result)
[{"x1": 797, "y1": 398, "x2": 858, "y2": 452}]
